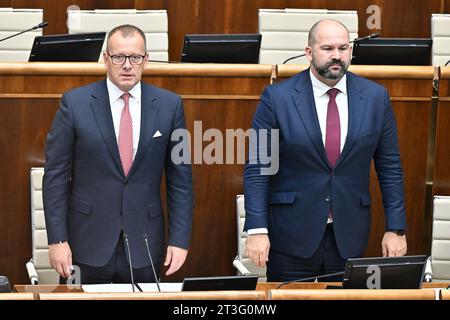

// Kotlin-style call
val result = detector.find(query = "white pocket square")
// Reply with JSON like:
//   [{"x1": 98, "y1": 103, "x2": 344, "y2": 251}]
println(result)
[{"x1": 153, "y1": 130, "x2": 163, "y2": 138}]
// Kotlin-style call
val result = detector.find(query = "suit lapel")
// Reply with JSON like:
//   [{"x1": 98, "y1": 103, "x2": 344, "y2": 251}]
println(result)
[
  {"x1": 90, "y1": 81, "x2": 125, "y2": 176},
  {"x1": 127, "y1": 83, "x2": 160, "y2": 178},
  {"x1": 335, "y1": 72, "x2": 367, "y2": 168},
  {"x1": 292, "y1": 71, "x2": 329, "y2": 167}
]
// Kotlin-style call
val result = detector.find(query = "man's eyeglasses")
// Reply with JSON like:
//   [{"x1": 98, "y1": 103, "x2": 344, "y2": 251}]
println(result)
[{"x1": 107, "y1": 52, "x2": 147, "y2": 65}]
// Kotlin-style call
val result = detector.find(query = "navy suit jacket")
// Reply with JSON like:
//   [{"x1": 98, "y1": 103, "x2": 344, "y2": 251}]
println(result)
[
  {"x1": 244, "y1": 69, "x2": 406, "y2": 259},
  {"x1": 43, "y1": 80, "x2": 193, "y2": 268}
]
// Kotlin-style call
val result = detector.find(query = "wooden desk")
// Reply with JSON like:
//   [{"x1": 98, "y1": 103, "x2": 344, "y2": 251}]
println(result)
[
  {"x1": 0, "y1": 292, "x2": 34, "y2": 300},
  {"x1": 38, "y1": 290, "x2": 266, "y2": 300},
  {"x1": 269, "y1": 289, "x2": 437, "y2": 300},
  {"x1": 440, "y1": 289, "x2": 450, "y2": 300}
]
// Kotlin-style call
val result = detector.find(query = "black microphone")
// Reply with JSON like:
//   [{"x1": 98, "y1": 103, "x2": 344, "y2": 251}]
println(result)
[
  {"x1": 282, "y1": 32, "x2": 381, "y2": 64},
  {"x1": 276, "y1": 271, "x2": 345, "y2": 289},
  {"x1": 0, "y1": 21, "x2": 48, "y2": 43},
  {"x1": 143, "y1": 233, "x2": 161, "y2": 292},
  {"x1": 122, "y1": 233, "x2": 143, "y2": 292},
  {"x1": 445, "y1": 59, "x2": 450, "y2": 66}
]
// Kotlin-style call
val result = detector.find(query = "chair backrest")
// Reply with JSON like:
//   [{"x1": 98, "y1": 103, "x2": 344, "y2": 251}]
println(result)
[
  {"x1": 236, "y1": 195, "x2": 267, "y2": 281},
  {"x1": 258, "y1": 8, "x2": 358, "y2": 65},
  {"x1": 0, "y1": 8, "x2": 43, "y2": 62},
  {"x1": 431, "y1": 196, "x2": 450, "y2": 281},
  {"x1": 431, "y1": 14, "x2": 450, "y2": 66},
  {"x1": 67, "y1": 9, "x2": 168, "y2": 62},
  {"x1": 30, "y1": 167, "x2": 59, "y2": 284}
]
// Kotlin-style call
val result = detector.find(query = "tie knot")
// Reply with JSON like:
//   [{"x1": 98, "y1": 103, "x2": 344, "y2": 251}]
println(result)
[
  {"x1": 121, "y1": 92, "x2": 130, "y2": 104},
  {"x1": 327, "y1": 88, "x2": 340, "y2": 99}
]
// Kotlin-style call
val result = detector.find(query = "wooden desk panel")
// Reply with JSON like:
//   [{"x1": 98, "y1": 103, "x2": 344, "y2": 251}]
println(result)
[
  {"x1": 269, "y1": 289, "x2": 437, "y2": 300},
  {"x1": 0, "y1": 292, "x2": 34, "y2": 300}
]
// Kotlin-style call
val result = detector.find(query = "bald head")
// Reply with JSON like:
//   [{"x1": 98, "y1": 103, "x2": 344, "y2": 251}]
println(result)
[{"x1": 308, "y1": 19, "x2": 350, "y2": 46}]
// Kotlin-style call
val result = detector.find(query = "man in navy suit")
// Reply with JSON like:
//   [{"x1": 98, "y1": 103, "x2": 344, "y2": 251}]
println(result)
[
  {"x1": 43, "y1": 25, "x2": 193, "y2": 283},
  {"x1": 244, "y1": 19, "x2": 407, "y2": 282}
]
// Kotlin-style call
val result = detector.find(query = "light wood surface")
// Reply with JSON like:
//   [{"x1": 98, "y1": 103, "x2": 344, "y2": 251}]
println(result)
[{"x1": 269, "y1": 289, "x2": 437, "y2": 300}]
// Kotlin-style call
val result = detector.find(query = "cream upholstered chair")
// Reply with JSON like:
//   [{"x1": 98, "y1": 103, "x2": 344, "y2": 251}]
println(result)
[
  {"x1": 234, "y1": 195, "x2": 267, "y2": 281},
  {"x1": 0, "y1": 8, "x2": 43, "y2": 62},
  {"x1": 27, "y1": 167, "x2": 59, "y2": 284},
  {"x1": 258, "y1": 8, "x2": 358, "y2": 65},
  {"x1": 431, "y1": 14, "x2": 450, "y2": 66},
  {"x1": 430, "y1": 196, "x2": 450, "y2": 282},
  {"x1": 67, "y1": 9, "x2": 168, "y2": 62}
]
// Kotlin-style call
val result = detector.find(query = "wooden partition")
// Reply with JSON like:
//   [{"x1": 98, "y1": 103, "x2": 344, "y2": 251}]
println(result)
[
  {"x1": 0, "y1": 292, "x2": 34, "y2": 300},
  {"x1": 0, "y1": 63, "x2": 447, "y2": 286},
  {"x1": 38, "y1": 290, "x2": 266, "y2": 300},
  {"x1": 269, "y1": 289, "x2": 437, "y2": 300}
]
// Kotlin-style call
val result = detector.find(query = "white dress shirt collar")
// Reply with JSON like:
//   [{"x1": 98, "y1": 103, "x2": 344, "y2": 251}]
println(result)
[
  {"x1": 106, "y1": 78, "x2": 142, "y2": 104},
  {"x1": 309, "y1": 69, "x2": 347, "y2": 98}
]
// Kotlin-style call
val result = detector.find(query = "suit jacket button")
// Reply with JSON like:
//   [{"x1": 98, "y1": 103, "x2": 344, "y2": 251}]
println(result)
[{"x1": 325, "y1": 197, "x2": 331, "y2": 202}]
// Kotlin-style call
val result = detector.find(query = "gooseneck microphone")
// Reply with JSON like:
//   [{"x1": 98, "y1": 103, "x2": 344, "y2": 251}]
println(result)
[
  {"x1": 445, "y1": 59, "x2": 450, "y2": 66},
  {"x1": 0, "y1": 21, "x2": 48, "y2": 43},
  {"x1": 276, "y1": 271, "x2": 345, "y2": 289},
  {"x1": 123, "y1": 233, "x2": 143, "y2": 293},
  {"x1": 143, "y1": 233, "x2": 161, "y2": 292},
  {"x1": 282, "y1": 32, "x2": 381, "y2": 64}
]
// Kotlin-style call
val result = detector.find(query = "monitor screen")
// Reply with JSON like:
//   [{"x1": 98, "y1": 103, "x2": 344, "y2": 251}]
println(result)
[
  {"x1": 342, "y1": 255, "x2": 428, "y2": 289},
  {"x1": 29, "y1": 32, "x2": 106, "y2": 62},
  {"x1": 181, "y1": 34, "x2": 261, "y2": 63},
  {"x1": 351, "y1": 38, "x2": 432, "y2": 66},
  {"x1": 181, "y1": 275, "x2": 258, "y2": 291}
]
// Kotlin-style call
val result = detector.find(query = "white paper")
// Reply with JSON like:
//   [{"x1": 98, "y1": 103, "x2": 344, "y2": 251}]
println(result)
[
  {"x1": 82, "y1": 282, "x2": 183, "y2": 293},
  {"x1": 138, "y1": 282, "x2": 183, "y2": 292},
  {"x1": 82, "y1": 283, "x2": 137, "y2": 293}
]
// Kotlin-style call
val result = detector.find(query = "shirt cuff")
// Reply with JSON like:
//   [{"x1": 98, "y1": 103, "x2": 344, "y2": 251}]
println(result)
[{"x1": 246, "y1": 228, "x2": 268, "y2": 235}]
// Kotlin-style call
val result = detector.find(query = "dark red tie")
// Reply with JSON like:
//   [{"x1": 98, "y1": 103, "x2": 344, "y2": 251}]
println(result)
[{"x1": 325, "y1": 88, "x2": 341, "y2": 168}]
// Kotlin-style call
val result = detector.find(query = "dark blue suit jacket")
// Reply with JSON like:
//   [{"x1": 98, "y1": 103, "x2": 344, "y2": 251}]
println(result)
[
  {"x1": 43, "y1": 80, "x2": 193, "y2": 268},
  {"x1": 244, "y1": 69, "x2": 406, "y2": 259}
]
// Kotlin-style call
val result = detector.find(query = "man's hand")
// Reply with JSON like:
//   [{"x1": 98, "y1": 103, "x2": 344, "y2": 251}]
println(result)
[
  {"x1": 48, "y1": 242, "x2": 72, "y2": 278},
  {"x1": 382, "y1": 231, "x2": 407, "y2": 257},
  {"x1": 245, "y1": 234, "x2": 270, "y2": 267},
  {"x1": 164, "y1": 246, "x2": 188, "y2": 276}
]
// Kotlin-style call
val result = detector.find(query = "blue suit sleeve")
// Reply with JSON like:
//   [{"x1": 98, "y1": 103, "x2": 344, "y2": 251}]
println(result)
[
  {"x1": 243, "y1": 86, "x2": 278, "y2": 231},
  {"x1": 373, "y1": 90, "x2": 407, "y2": 231},
  {"x1": 165, "y1": 97, "x2": 194, "y2": 249},
  {"x1": 43, "y1": 93, "x2": 75, "y2": 244}
]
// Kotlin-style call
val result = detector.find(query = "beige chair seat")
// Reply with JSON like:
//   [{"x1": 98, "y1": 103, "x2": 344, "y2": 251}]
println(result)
[
  {"x1": 258, "y1": 8, "x2": 358, "y2": 65},
  {"x1": 67, "y1": 9, "x2": 168, "y2": 62}
]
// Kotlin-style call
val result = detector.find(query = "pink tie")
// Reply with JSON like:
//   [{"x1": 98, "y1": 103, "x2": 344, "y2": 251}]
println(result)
[
  {"x1": 118, "y1": 92, "x2": 133, "y2": 176},
  {"x1": 325, "y1": 88, "x2": 341, "y2": 168}
]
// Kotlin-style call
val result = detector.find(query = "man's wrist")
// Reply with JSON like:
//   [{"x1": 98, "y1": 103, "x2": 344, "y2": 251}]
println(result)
[
  {"x1": 50, "y1": 240, "x2": 67, "y2": 245},
  {"x1": 387, "y1": 230, "x2": 405, "y2": 236}
]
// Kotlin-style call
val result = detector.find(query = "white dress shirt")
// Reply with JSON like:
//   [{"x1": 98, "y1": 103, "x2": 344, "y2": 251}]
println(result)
[
  {"x1": 247, "y1": 70, "x2": 349, "y2": 235},
  {"x1": 106, "y1": 78, "x2": 141, "y2": 159}
]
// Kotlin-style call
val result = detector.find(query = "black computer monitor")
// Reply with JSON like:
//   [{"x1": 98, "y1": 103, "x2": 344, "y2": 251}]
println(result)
[
  {"x1": 342, "y1": 255, "x2": 428, "y2": 289},
  {"x1": 28, "y1": 32, "x2": 106, "y2": 62},
  {"x1": 181, "y1": 34, "x2": 262, "y2": 63},
  {"x1": 181, "y1": 275, "x2": 258, "y2": 291},
  {"x1": 351, "y1": 38, "x2": 432, "y2": 66}
]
